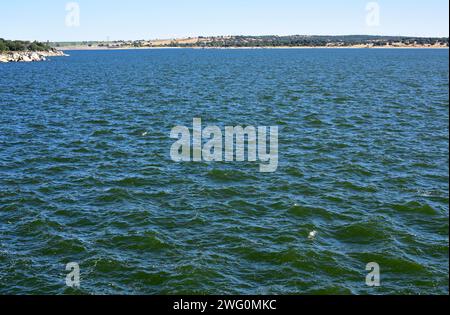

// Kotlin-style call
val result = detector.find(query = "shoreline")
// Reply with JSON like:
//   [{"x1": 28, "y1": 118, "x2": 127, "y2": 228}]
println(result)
[
  {"x1": 58, "y1": 45, "x2": 449, "y2": 51},
  {"x1": 0, "y1": 50, "x2": 68, "y2": 63}
]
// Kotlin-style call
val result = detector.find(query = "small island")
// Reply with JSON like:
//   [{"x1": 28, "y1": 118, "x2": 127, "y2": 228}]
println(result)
[{"x1": 0, "y1": 39, "x2": 67, "y2": 63}]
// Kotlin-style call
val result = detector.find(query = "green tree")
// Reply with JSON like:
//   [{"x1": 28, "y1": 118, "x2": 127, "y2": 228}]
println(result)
[{"x1": 0, "y1": 40, "x2": 8, "y2": 52}]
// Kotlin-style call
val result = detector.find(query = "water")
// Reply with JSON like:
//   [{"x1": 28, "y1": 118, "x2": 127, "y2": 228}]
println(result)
[{"x1": 0, "y1": 49, "x2": 448, "y2": 295}]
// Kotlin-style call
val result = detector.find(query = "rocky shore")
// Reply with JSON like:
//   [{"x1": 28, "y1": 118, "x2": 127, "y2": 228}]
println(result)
[{"x1": 0, "y1": 50, "x2": 68, "y2": 63}]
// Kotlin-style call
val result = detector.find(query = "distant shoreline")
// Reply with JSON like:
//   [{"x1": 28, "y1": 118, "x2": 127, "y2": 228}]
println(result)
[
  {"x1": 52, "y1": 35, "x2": 449, "y2": 51},
  {"x1": 58, "y1": 45, "x2": 449, "y2": 51}
]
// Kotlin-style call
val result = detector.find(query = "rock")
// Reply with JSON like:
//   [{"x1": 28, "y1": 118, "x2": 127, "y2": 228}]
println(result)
[
  {"x1": 0, "y1": 50, "x2": 68, "y2": 63},
  {"x1": 30, "y1": 52, "x2": 40, "y2": 61},
  {"x1": 21, "y1": 55, "x2": 33, "y2": 62}
]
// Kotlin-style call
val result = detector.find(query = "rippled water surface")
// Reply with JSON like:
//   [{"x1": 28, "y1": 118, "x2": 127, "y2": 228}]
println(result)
[{"x1": 0, "y1": 49, "x2": 448, "y2": 294}]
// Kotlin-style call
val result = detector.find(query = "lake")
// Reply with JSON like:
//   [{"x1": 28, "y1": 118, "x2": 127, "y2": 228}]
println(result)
[{"x1": 0, "y1": 48, "x2": 448, "y2": 294}]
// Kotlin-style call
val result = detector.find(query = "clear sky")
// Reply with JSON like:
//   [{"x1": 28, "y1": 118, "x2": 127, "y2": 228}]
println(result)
[{"x1": 1, "y1": 0, "x2": 448, "y2": 41}]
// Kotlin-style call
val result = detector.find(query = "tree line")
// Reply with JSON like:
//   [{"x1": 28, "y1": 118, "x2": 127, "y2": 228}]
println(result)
[
  {"x1": 169, "y1": 35, "x2": 450, "y2": 48},
  {"x1": 0, "y1": 39, "x2": 53, "y2": 52}
]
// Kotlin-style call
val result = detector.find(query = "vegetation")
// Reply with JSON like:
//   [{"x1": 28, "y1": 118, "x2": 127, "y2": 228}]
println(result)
[
  {"x1": 175, "y1": 35, "x2": 449, "y2": 48},
  {"x1": 0, "y1": 39, "x2": 53, "y2": 52},
  {"x1": 48, "y1": 35, "x2": 449, "y2": 49}
]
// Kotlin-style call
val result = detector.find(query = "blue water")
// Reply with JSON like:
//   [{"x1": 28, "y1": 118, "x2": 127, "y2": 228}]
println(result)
[{"x1": 0, "y1": 49, "x2": 448, "y2": 294}]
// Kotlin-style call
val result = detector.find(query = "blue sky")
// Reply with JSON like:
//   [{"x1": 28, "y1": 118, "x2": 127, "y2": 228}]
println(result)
[{"x1": 1, "y1": 0, "x2": 448, "y2": 41}]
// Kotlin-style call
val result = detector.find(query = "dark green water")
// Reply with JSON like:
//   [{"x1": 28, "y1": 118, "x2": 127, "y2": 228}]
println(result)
[{"x1": 0, "y1": 49, "x2": 448, "y2": 294}]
